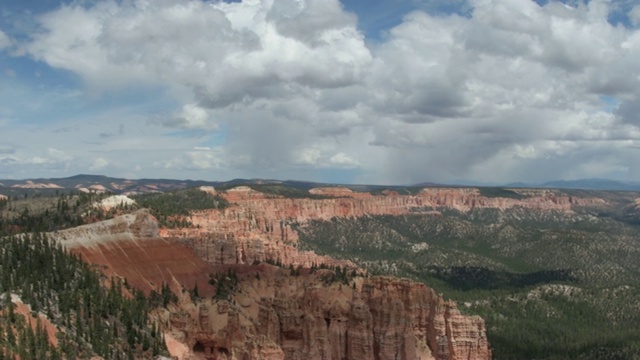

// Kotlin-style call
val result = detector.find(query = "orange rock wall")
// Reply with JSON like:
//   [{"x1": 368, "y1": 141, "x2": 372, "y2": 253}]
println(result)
[{"x1": 167, "y1": 274, "x2": 490, "y2": 360}]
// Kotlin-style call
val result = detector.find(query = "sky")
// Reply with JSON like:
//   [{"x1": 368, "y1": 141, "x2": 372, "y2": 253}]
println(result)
[{"x1": 2, "y1": 0, "x2": 640, "y2": 185}]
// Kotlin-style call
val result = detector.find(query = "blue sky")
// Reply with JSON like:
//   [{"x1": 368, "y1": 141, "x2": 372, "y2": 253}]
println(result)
[{"x1": 2, "y1": 0, "x2": 640, "y2": 185}]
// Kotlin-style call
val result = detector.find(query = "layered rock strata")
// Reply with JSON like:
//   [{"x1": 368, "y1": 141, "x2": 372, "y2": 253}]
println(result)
[{"x1": 162, "y1": 269, "x2": 490, "y2": 360}]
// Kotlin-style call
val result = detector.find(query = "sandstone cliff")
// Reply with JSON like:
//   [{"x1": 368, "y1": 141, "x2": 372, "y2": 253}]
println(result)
[{"x1": 161, "y1": 269, "x2": 490, "y2": 360}]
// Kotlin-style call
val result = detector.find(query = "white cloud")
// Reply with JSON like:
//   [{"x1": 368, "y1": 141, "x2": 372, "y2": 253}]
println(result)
[
  {"x1": 631, "y1": 5, "x2": 640, "y2": 26},
  {"x1": 293, "y1": 146, "x2": 360, "y2": 168},
  {"x1": 295, "y1": 147, "x2": 322, "y2": 166},
  {"x1": 89, "y1": 158, "x2": 109, "y2": 171},
  {"x1": 160, "y1": 104, "x2": 218, "y2": 130},
  {"x1": 0, "y1": 148, "x2": 72, "y2": 175},
  {"x1": 0, "y1": 31, "x2": 11, "y2": 50},
  {"x1": 186, "y1": 147, "x2": 224, "y2": 170},
  {"x1": 10, "y1": 0, "x2": 640, "y2": 184},
  {"x1": 47, "y1": 148, "x2": 72, "y2": 161},
  {"x1": 329, "y1": 152, "x2": 360, "y2": 167},
  {"x1": 155, "y1": 146, "x2": 228, "y2": 171},
  {"x1": 24, "y1": 0, "x2": 371, "y2": 98}
]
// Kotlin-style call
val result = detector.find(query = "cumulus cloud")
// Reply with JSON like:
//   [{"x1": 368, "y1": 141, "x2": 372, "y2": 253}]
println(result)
[
  {"x1": 294, "y1": 147, "x2": 360, "y2": 168},
  {"x1": 155, "y1": 146, "x2": 232, "y2": 171},
  {"x1": 157, "y1": 104, "x2": 218, "y2": 131},
  {"x1": 13, "y1": 0, "x2": 640, "y2": 184},
  {"x1": 365, "y1": 0, "x2": 640, "y2": 183},
  {"x1": 24, "y1": 0, "x2": 371, "y2": 98},
  {"x1": 0, "y1": 30, "x2": 11, "y2": 50},
  {"x1": 0, "y1": 148, "x2": 72, "y2": 177},
  {"x1": 329, "y1": 152, "x2": 360, "y2": 167},
  {"x1": 89, "y1": 158, "x2": 109, "y2": 171},
  {"x1": 630, "y1": 5, "x2": 640, "y2": 26}
]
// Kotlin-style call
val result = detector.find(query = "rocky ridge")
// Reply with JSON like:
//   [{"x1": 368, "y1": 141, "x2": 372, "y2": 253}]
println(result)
[{"x1": 160, "y1": 186, "x2": 605, "y2": 269}]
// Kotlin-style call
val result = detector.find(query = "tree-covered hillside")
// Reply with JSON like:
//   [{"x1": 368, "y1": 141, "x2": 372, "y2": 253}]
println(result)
[
  {"x1": 0, "y1": 187, "x2": 232, "y2": 359},
  {"x1": 132, "y1": 188, "x2": 228, "y2": 227},
  {"x1": 0, "y1": 192, "x2": 109, "y2": 236},
  {"x1": 0, "y1": 233, "x2": 168, "y2": 359}
]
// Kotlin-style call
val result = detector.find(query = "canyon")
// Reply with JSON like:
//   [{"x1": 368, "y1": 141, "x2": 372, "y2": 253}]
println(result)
[
  {"x1": 50, "y1": 211, "x2": 490, "y2": 359},
  {"x1": 5, "y1": 176, "x2": 640, "y2": 359},
  {"x1": 45, "y1": 185, "x2": 610, "y2": 360}
]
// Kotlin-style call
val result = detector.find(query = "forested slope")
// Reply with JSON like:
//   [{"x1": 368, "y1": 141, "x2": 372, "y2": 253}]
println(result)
[{"x1": 297, "y1": 191, "x2": 640, "y2": 359}]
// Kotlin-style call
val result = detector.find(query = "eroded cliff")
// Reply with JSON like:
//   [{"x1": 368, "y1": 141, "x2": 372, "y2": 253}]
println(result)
[
  {"x1": 47, "y1": 209, "x2": 491, "y2": 360},
  {"x1": 161, "y1": 269, "x2": 490, "y2": 360}
]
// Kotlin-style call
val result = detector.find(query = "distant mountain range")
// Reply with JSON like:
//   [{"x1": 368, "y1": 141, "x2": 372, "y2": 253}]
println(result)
[
  {"x1": 505, "y1": 178, "x2": 640, "y2": 191},
  {"x1": 1, "y1": 174, "x2": 640, "y2": 195}
]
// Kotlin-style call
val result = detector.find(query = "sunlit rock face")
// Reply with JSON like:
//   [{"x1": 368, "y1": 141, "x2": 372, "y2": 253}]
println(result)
[{"x1": 158, "y1": 270, "x2": 490, "y2": 360}]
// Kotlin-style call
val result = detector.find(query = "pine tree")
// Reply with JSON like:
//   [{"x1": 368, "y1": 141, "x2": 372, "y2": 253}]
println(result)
[{"x1": 7, "y1": 326, "x2": 15, "y2": 347}]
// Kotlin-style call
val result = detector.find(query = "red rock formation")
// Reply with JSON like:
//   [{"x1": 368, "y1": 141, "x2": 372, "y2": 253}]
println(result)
[
  {"x1": 159, "y1": 271, "x2": 490, "y2": 360},
  {"x1": 46, "y1": 207, "x2": 491, "y2": 360},
  {"x1": 360, "y1": 277, "x2": 490, "y2": 360}
]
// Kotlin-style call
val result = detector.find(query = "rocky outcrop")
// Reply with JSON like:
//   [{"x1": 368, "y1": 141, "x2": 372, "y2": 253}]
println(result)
[
  {"x1": 48, "y1": 187, "x2": 608, "y2": 360},
  {"x1": 359, "y1": 277, "x2": 490, "y2": 360},
  {"x1": 92, "y1": 194, "x2": 136, "y2": 211},
  {"x1": 308, "y1": 187, "x2": 373, "y2": 198},
  {"x1": 162, "y1": 271, "x2": 490, "y2": 360},
  {"x1": 170, "y1": 232, "x2": 354, "y2": 269},
  {"x1": 416, "y1": 188, "x2": 603, "y2": 212}
]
